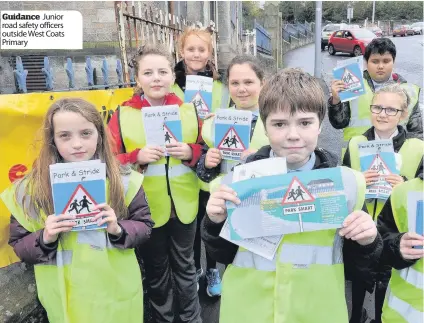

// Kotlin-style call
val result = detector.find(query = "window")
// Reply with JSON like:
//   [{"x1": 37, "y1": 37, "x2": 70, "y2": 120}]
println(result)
[{"x1": 334, "y1": 31, "x2": 343, "y2": 37}]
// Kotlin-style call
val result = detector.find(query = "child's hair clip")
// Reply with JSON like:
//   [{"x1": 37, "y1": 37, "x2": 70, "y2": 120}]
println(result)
[{"x1": 129, "y1": 44, "x2": 146, "y2": 68}]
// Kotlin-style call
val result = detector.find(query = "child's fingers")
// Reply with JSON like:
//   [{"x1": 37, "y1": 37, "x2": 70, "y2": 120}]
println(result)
[
  {"x1": 401, "y1": 247, "x2": 424, "y2": 259},
  {"x1": 207, "y1": 204, "x2": 226, "y2": 217},
  {"x1": 51, "y1": 220, "x2": 77, "y2": 230},
  {"x1": 340, "y1": 217, "x2": 369, "y2": 238},
  {"x1": 219, "y1": 185, "x2": 237, "y2": 194},
  {"x1": 97, "y1": 217, "x2": 110, "y2": 226},
  {"x1": 92, "y1": 211, "x2": 107, "y2": 221},
  {"x1": 92, "y1": 203, "x2": 111, "y2": 211},
  {"x1": 214, "y1": 191, "x2": 241, "y2": 205},
  {"x1": 151, "y1": 146, "x2": 166, "y2": 153},
  {"x1": 149, "y1": 150, "x2": 165, "y2": 158},
  {"x1": 50, "y1": 225, "x2": 75, "y2": 236},
  {"x1": 208, "y1": 156, "x2": 221, "y2": 164},
  {"x1": 54, "y1": 214, "x2": 76, "y2": 222}
]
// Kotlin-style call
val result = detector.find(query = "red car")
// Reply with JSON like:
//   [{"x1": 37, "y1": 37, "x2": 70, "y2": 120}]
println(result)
[
  {"x1": 393, "y1": 25, "x2": 408, "y2": 37},
  {"x1": 328, "y1": 29, "x2": 376, "y2": 56}
]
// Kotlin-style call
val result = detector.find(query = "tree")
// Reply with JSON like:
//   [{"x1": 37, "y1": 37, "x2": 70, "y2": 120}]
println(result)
[{"x1": 242, "y1": 1, "x2": 264, "y2": 29}]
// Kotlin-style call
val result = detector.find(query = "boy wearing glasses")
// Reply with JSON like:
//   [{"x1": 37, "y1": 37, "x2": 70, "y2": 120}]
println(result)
[
  {"x1": 343, "y1": 83, "x2": 423, "y2": 323},
  {"x1": 329, "y1": 38, "x2": 422, "y2": 154}
]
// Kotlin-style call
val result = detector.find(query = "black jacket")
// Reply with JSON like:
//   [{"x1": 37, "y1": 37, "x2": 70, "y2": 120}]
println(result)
[
  {"x1": 343, "y1": 125, "x2": 417, "y2": 169},
  {"x1": 328, "y1": 71, "x2": 423, "y2": 139},
  {"x1": 202, "y1": 145, "x2": 383, "y2": 290},
  {"x1": 376, "y1": 159, "x2": 423, "y2": 282}
]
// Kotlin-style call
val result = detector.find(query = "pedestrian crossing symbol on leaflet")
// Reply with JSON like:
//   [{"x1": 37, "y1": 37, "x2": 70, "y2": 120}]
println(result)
[
  {"x1": 341, "y1": 68, "x2": 361, "y2": 91},
  {"x1": 217, "y1": 126, "x2": 246, "y2": 151},
  {"x1": 63, "y1": 184, "x2": 100, "y2": 216},
  {"x1": 163, "y1": 123, "x2": 178, "y2": 144},
  {"x1": 281, "y1": 177, "x2": 315, "y2": 205},
  {"x1": 191, "y1": 91, "x2": 209, "y2": 112},
  {"x1": 368, "y1": 154, "x2": 391, "y2": 175}
]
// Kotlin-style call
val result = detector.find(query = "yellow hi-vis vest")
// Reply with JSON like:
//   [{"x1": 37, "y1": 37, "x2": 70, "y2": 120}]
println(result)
[
  {"x1": 348, "y1": 135, "x2": 423, "y2": 219},
  {"x1": 0, "y1": 171, "x2": 144, "y2": 323},
  {"x1": 119, "y1": 103, "x2": 200, "y2": 227},
  {"x1": 219, "y1": 167, "x2": 366, "y2": 323},
  {"x1": 171, "y1": 81, "x2": 230, "y2": 113},
  {"x1": 342, "y1": 82, "x2": 420, "y2": 156},
  {"x1": 382, "y1": 177, "x2": 423, "y2": 323},
  {"x1": 202, "y1": 113, "x2": 269, "y2": 193}
]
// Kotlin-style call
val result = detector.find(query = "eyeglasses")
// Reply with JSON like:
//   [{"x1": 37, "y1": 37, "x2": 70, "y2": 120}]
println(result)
[{"x1": 370, "y1": 105, "x2": 403, "y2": 116}]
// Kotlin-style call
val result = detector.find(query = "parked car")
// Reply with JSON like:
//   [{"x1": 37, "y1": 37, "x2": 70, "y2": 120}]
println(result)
[
  {"x1": 411, "y1": 22, "x2": 424, "y2": 35},
  {"x1": 406, "y1": 25, "x2": 415, "y2": 36},
  {"x1": 366, "y1": 26, "x2": 383, "y2": 37},
  {"x1": 393, "y1": 25, "x2": 408, "y2": 37},
  {"x1": 347, "y1": 24, "x2": 361, "y2": 29},
  {"x1": 321, "y1": 23, "x2": 348, "y2": 51},
  {"x1": 328, "y1": 29, "x2": 376, "y2": 56}
]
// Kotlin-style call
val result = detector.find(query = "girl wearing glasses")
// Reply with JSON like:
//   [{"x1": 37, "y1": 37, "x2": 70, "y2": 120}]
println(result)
[{"x1": 342, "y1": 82, "x2": 423, "y2": 323}]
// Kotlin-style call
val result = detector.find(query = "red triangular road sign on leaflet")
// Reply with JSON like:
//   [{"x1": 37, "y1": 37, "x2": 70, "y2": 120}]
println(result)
[
  {"x1": 217, "y1": 126, "x2": 246, "y2": 151},
  {"x1": 368, "y1": 154, "x2": 392, "y2": 175},
  {"x1": 163, "y1": 124, "x2": 178, "y2": 144},
  {"x1": 191, "y1": 91, "x2": 209, "y2": 112},
  {"x1": 62, "y1": 184, "x2": 100, "y2": 217},
  {"x1": 281, "y1": 176, "x2": 315, "y2": 205},
  {"x1": 341, "y1": 68, "x2": 360, "y2": 85}
]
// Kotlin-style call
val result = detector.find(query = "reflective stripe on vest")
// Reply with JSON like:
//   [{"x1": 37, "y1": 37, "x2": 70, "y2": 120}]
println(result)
[
  {"x1": 384, "y1": 286, "x2": 423, "y2": 323},
  {"x1": 171, "y1": 81, "x2": 230, "y2": 113},
  {"x1": 399, "y1": 266, "x2": 423, "y2": 290},
  {"x1": 233, "y1": 248, "x2": 276, "y2": 271},
  {"x1": 220, "y1": 167, "x2": 365, "y2": 323},
  {"x1": 144, "y1": 163, "x2": 192, "y2": 177},
  {"x1": 382, "y1": 178, "x2": 424, "y2": 323},
  {"x1": 119, "y1": 103, "x2": 199, "y2": 227}
]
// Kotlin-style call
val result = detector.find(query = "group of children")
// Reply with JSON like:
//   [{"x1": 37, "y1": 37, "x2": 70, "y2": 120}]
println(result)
[{"x1": 1, "y1": 26, "x2": 422, "y2": 323}]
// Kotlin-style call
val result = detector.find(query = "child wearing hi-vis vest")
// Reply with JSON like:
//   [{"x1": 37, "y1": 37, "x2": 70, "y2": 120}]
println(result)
[
  {"x1": 108, "y1": 44, "x2": 203, "y2": 323},
  {"x1": 197, "y1": 55, "x2": 269, "y2": 192},
  {"x1": 172, "y1": 25, "x2": 229, "y2": 295},
  {"x1": 343, "y1": 83, "x2": 424, "y2": 323},
  {"x1": 195, "y1": 55, "x2": 268, "y2": 297},
  {"x1": 0, "y1": 98, "x2": 154, "y2": 323},
  {"x1": 377, "y1": 159, "x2": 424, "y2": 323},
  {"x1": 202, "y1": 68, "x2": 383, "y2": 323}
]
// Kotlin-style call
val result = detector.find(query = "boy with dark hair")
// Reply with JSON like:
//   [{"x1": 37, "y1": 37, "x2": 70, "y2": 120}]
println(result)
[
  {"x1": 329, "y1": 38, "x2": 422, "y2": 155},
  {"x1": 201, "y1": 68, "x2": 383, "y2": 323}
]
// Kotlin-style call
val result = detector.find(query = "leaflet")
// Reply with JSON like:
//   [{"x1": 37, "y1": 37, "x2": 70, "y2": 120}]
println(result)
[
  {"x1": 359, "y1": 139, "x2": 398, "y2": 200},
  {"x1": 219, "y1": 158, "x2": 287, "y2": 260},
  {"x1": 49, "y1": 160, "x2": 106, "y2": 231},
  {"x1": 227, "y1": 167, "x2": 349, "y2": 240}
]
